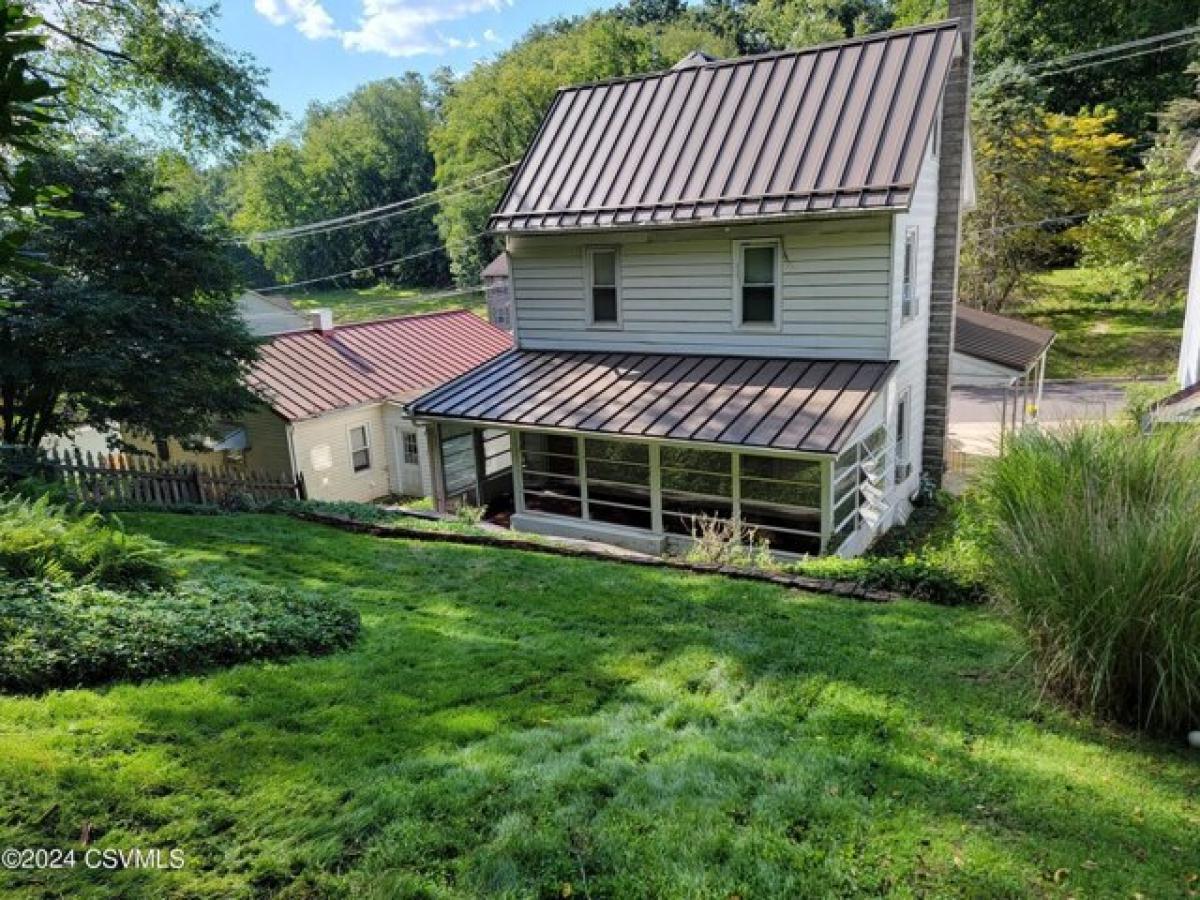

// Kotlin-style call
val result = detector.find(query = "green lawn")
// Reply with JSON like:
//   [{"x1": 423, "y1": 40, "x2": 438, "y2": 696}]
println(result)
[
  {"x1": 1, "y1": 514, "x2": 1196, "y2": 897},
  {"x1": 1012, "y1": 268, "x2": 1184, "y2": 379},
  {"x1": 290, "y1": 283, "x2": 486, "y2": 324}
]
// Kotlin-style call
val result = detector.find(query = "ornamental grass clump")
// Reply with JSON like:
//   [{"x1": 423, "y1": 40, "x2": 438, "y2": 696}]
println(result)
[{"x1": 975, "y1": 424, "x2": 1200, "y2": 733}]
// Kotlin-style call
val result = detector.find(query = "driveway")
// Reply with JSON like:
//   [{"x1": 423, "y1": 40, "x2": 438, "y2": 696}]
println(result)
[{"x1": 948, "y1": 379, "x2": 1139, "y2": 457}]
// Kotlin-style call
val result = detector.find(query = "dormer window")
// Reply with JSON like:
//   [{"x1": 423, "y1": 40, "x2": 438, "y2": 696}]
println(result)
[
  {"x1": 586, "y1": 247, "x2": 620, "y2": 326},
  {"x1": 901, "y1": 227, "x2": 918, "y2": 320},
  {"x1": 736, "y1": 239, "x2": 780, "y2": 327}
]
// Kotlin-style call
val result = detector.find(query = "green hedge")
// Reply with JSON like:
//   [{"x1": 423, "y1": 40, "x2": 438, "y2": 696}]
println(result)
[{"x1": 0, "y1": 578, "x2": 361, "y2": 692}]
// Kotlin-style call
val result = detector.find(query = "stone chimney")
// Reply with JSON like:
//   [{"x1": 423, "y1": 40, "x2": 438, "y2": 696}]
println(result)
[
  {"x1": 310, "y1": 308, "x2": 334, "y2": 333},
  {"x1": 921, "y1": 0, "x2": 974, "y2": 485}
]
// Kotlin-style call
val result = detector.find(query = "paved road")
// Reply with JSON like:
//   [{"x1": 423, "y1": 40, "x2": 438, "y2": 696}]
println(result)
[{"x1": 950, "y1": 380, "x2": 1134, "y2": 425}]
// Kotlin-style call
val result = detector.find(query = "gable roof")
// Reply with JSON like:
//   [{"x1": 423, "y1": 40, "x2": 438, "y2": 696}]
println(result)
[
  {"x1": 491, "y1": 20, "x2": 960, "y2": 233},
  {"x1": 248, "y1": 310, "x2": 512, "y2": 422},
  {"x1": 954, "y1": 305, "x2": 1055, "y2": 372}
]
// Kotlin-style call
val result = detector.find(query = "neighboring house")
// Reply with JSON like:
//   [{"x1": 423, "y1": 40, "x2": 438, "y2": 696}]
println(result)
[
  {"x1": 1153, "y1": 141, "x2": 1200, "y2": 423},
  {"x1": 412, "y1": 15, "x2": 975, "y2": 557},
  {"x1": 237, "y1": 290, "x2": 310, "y2": 336},
  {"x1": 952, "y1": 305, "x2": 1054, "y2": 424},
  {"x1": 152, "y1": 310, "x2": 511, "y2": 501},
  {"x1": 482, "y1": 253, "x2": 513, "y2": 331}
]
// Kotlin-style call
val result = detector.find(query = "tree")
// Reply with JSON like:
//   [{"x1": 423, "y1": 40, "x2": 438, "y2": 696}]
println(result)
[
  {"x1": 32, "y1": 0, "x2": 278, "y2": 155},
  {"x1": 0, "y1": 1, "x2": 62, "y2": 279},
  {"x1": 1079, "y1": 64, "x2": 1200, "y2": 304},
  {"x1": 975, "y1": 0, "x2": 1199, "y2": 137},
  {"x1": 233, "y1": 76, "x2": 445, "y2": 289},
  {"x1": 960, "y1": 63, "x2": 1137, "y2": 312},
  {"x1": 744, "y1": 0, "x2": 893, "y2": 50},
  {"x1": 0, "y1": 143, "x2": 258, "y2": 446}
]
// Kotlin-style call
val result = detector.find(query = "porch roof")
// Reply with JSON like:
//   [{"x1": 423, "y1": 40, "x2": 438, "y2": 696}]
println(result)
[{"x1": 411, "y1": 350, "x2": 894, "y2": 455}]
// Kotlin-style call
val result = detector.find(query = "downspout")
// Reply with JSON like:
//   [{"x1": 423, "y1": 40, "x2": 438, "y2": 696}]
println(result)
[{"x1": 921, "y1": 0, "x2": 974, "y2": 485}]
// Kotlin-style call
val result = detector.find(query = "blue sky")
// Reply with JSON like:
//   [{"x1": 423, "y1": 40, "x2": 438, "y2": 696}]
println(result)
[{"x1": 217, "y1": 0, "x2": 609, "y2": 124}]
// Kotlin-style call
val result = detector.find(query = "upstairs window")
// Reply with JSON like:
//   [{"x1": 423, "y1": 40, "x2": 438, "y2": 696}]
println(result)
[
  {"x1": 736, "y1": 240, "x2": 780, "y2": 327},
  {"x1": 901, "y1": 228, "x2": 918, "y2": 320},
  {"x1": 586, "y1": 247, "x2": 620, "y2": 325},
  {"x1": 349, "y1": 424, "x2": 371, "y2": 472}
]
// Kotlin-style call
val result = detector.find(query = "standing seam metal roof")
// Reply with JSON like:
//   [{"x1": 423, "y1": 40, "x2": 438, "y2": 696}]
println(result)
[
  {"x1": 248, "y1": 310, "x2": 512, "y2": 421},
  {"x1": 491, "y1": 20, "x2": 960, "y2": 232},
  {"x1": 954, "y1": 305, "x2": 1055, "y2": 372},
  {"x1": 411, "y1": 350, "x2": 895, "y2": 455}
]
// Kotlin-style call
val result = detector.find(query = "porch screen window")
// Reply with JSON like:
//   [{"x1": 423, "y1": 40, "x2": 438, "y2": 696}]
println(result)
[
  {"x1": 660, "y1": 446, "x2": 733, "y2": 535},
  {"x1": 738, "y1": 242, "x2": 778, "y2": 325},
  {"x1": 584, "y1": 438, "x2": 651, "y2": 529},
  {"x1": 902, "y1": 228, "x2": 918, "y2": 319},
  {"x1": 349, "y1": 425, "x2": 371, "y2": 472},
  {"x1": 521, "y1": 433, "x2": 581, "y2": 517},
  {"x1": 588, "y1": 248, "x2": 619, "y2": 324},
  {"x1": 739, "y1": 455, "x2": 822, "y2": 555},
  {"x1": 829, "y1": 425, "x2": 890, "y2": 553}
]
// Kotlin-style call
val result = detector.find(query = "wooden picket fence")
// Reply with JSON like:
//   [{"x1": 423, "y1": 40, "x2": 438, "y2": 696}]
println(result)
[{"x1": 44, "y1": 448, "x2": 304, "y2": 507}]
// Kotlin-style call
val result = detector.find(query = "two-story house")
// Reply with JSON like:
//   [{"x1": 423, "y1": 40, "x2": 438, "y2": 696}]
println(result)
[{"x1": 412, "y1": 15, "x2": 974, "y2": 557}]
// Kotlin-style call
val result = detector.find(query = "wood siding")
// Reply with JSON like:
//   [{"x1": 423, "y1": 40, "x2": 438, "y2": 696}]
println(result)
[{"x1": 508, "y1": 217, "x2": 893, "y2": 358}]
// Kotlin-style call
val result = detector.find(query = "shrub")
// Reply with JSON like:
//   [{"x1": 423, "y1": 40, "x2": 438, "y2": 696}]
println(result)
[
  {"x1": 685, "y1": 515, "x2": 777, "y2": 571},
  {"x1": 0, "y1": 496, "x2": 177, "y2": 589},
  {"x1": 0, "y1": 578, "x2": 361, "y2": 692},
  {"x1": 975, "y1": 424, "x2": 1200, "y2": 733},
  {"x1": 265, "y1": 498, "x2": 399, "y2": 524}
]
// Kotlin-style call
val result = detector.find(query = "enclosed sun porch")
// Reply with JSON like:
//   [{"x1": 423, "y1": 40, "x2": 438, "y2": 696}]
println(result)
[{"x1": 411, "y1": 350, "x2": 900, "y2": 558}]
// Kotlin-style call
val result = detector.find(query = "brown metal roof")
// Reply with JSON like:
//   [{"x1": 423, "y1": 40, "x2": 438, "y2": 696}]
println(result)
[
  {"x1": 491, "y1": 21, "x2": 960, "y2": 233},
  {"x1": 412, "y1": 350, "x2": 895, "y2": 455},
  {"x1": 954, "y1": 305, "x2": 1055, "y2": 372},
  {"x1": 249, "y1": 310, "x2": 512, "y2": 422}
]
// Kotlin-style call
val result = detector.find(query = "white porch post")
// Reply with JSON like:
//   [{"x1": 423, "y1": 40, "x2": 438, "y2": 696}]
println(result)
[
  {"x1": 510, "y1": 430, "x2": 525, "y2": 513},
  {"x1": 649, "y1": 443, "x2": 663, "y2": 533}
]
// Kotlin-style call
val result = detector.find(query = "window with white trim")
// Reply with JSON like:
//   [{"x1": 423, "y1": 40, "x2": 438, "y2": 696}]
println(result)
[
  {"x1": 736, "y1": 240, "x2": 780, "y2": 326},
  {"x1": 586, "y1": 247, "x2": 620, "y2": 325},
  {"x1": 901, "y1": 227, "x2": 918, "y2": 320},
  {"x1": 349, "y1": 424, "x2": 371, "y2": 472},
  {"x1": 402, "y1": 431, "x2": 419, "y2": 465},
  {"x1": 895, "y1": 388, "x2": 912, "y2": 482}
]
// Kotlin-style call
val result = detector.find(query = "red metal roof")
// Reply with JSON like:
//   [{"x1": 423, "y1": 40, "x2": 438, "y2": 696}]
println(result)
[
  {"x1": 412, "y1": 350, "x2": 894, "y2": 455},
  {"x1": 249, "y1": 310, "x2": 512, "y2": 421},
  {"x1": 491, "y1": 21, "x2": 960, "y2": 233},
  {"x1": 954, "y1": 305, "x2": 1055, "y2": 372}
]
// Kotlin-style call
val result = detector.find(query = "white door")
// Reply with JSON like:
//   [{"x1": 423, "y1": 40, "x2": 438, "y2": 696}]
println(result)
[{"x1": 393, "y1": 426, "x2": 424, "y2": 496}]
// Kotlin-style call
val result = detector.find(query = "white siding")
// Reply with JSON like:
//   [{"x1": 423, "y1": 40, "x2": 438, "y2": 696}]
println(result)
[
  {"x1": 883, "y1": 148, "x2": 939, "y2": 509},
  {"x1": 951, "y1": 351, "x2": 1021, "y2": 386},
  {"x1": 508, "y1": 217, "x2": 892, "y2": 358},
  {"x1": 291, "y1": 404, "x2": 390, "y2": 502}
]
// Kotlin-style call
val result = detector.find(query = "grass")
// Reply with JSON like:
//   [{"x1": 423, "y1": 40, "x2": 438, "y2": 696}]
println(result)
[
  {"x1": 289, "y1": 283, "x2": 486, "y2": 324},
  {"x1": 1011, "y1": 268, "x2": 1184, "y2": 379},
  {"x1": 0, "y1": 513, "x2": 1196, "y2": 897},
  {"x1": 976, "y1": 423, "x2": 1200, "y2": 733}
]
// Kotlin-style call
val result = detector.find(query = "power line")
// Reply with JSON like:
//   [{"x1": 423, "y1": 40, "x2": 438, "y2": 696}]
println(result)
[
  {"x1": 1026, "y1": 24, "x2": 1200, "y2": 72},
  {"x1": 249, "y1": 229, "x2": 493, "y2": 293},
  {"x1": 241, "y1": 284, "x2": 486, "y2": 320},
  {"x1": 229, "y1": 163, "x2": 517, "y2": 245},
  {"x1": 971, "y1": 183, "x2": 1200, "y2": 236}
]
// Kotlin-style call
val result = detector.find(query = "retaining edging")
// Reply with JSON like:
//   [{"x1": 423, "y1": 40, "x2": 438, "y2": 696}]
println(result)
[{"x1": 286, "y1": 510, "x2": 906, "y2": 604}]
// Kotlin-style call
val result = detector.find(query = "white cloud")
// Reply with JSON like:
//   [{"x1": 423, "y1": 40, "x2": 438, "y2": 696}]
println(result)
[
  {"x1": 253, "y1": 0, "x2": 337, "y2": 40},
  {"x1": 253, "y1": 0, "x2": 511, "y2": 57},
  {"x1": 342, "y1": 0, "x2": 511, "y2": 57}
]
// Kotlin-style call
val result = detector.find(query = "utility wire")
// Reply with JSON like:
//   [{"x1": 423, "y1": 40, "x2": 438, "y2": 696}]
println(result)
[
  {"x1": 229, "y1": 163, "x2": 517, "y2": 245},
  {"x1": 1026, "y1": 24, "x2": 1200, "y2": 72},
  {"x1": 248, "y1": 229, "x2": 493, "y2": 294},
  {"x1": 241, "y1": 284, "x2": 486, "y2": 319}
]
